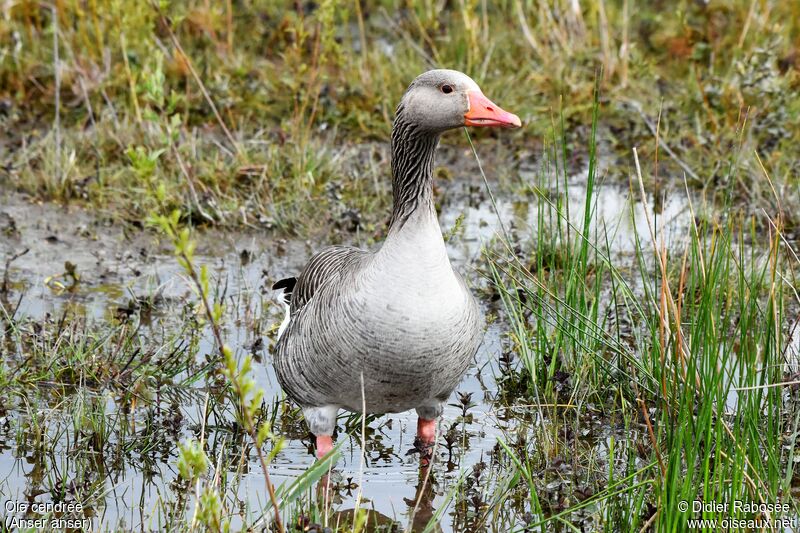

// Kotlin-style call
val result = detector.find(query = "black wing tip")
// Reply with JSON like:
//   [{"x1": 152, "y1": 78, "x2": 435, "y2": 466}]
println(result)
[
  {"x1": 273, "y1": 277, "x2": 297, "y2": 304},
  {"x1": 272, "y1": 277, "x2": 297, "y2": 292}
]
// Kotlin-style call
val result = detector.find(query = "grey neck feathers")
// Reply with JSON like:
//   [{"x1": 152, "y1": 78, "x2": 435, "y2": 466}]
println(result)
[{"x1": 389, "y1": 104, "x2": 440, "y2": 229}]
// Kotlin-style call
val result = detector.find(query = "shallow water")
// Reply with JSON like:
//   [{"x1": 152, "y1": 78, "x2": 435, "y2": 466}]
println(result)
[{"x1": 0, "y1": 173, "x2": 694, "y2": 530}]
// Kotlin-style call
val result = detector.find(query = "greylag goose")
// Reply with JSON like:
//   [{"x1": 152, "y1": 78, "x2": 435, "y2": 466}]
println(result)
[{"x1": 273, "y1": 69, "x2": 520, "y2": 460}]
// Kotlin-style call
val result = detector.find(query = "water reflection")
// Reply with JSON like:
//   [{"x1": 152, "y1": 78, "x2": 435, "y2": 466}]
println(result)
[{"x1": 317, "y1": 463, "x2": 441, "y2": 532}]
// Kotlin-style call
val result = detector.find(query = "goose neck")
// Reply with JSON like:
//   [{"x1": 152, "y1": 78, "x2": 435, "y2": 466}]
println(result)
[{"x1": 389, "y1": 112, "x2": 440, "y2": 230}]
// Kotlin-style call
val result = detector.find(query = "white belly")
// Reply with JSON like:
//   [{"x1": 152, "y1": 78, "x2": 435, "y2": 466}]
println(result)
[
  {"x1": 275, "y1": 208, "x2": 483, "y2": 414},
  {"x1": 330, "y1": 226, "x2": 480, "y2": 412}
]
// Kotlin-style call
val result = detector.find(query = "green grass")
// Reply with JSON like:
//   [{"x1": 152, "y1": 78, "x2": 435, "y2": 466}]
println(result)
[
  {"x1": 482, "y1": 89, "x2": 798, "y2": 529},
  {"x1": 0, "y1": 275, "x2": 339, "y2": 531},
  {"x1": 1, "y1": 1, "x2": 798, "y2": 234}
]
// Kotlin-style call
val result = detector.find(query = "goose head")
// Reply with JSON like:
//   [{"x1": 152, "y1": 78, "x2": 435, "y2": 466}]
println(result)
[{"x1": 397, "y1": 69, "x2": 521, "y2": 133}]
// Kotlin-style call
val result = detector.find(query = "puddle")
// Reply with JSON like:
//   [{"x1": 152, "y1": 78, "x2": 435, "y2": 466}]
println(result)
[
  {"x1": 0, "y1": 170, "x2": 695, "y2": 531},
  {"x1": 443, "y1": 165, "x2": 693, "y2": 260}
]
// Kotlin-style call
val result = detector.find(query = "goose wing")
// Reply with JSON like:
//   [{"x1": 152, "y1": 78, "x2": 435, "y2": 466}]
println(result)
[{"x1": 273, "y1": 245, "x2": 367, "y2": 315}]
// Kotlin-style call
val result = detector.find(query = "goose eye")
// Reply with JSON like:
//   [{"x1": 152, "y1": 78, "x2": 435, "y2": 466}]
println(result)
[{"x1": 441, "y1": 84, "x2": 454, "y2": 94}]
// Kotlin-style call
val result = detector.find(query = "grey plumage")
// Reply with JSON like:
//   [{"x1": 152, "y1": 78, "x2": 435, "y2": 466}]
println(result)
[
  {"x1": 282, "y1": 246, "x2": 366, "y2": 313},
  {"x1": 273, "y1": 70, "x2": 517, "y2": 441}
]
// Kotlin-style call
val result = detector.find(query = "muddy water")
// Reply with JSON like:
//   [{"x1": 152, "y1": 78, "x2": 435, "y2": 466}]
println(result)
[{"x1": 0, "y1": 175, "x2": 692, "y2": 531}]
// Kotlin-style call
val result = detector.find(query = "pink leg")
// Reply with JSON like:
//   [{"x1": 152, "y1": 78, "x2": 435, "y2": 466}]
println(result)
[
  {"x1": 315, "y1": 435, "x2": 335, "y2": 503},
  {"x1": 417, "y1": 418, "x2": 436, "y2": 444},
  {"x1": 316, "y1": 435, "x2": 334, "y2": 459},
  {"x1": 416, "y1": 418, "x2": 437, "y2": 467}
]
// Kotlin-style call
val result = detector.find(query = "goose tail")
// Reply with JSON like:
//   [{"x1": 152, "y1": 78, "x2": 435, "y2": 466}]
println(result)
[{"x1": 273, "y1": 277, "x2": 296, "y2": 340}]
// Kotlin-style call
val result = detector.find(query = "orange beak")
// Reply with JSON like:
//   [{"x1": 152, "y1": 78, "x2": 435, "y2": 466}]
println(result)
[{"x1": 464, "y1": 91, "x2": 521, "y2": 128}]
